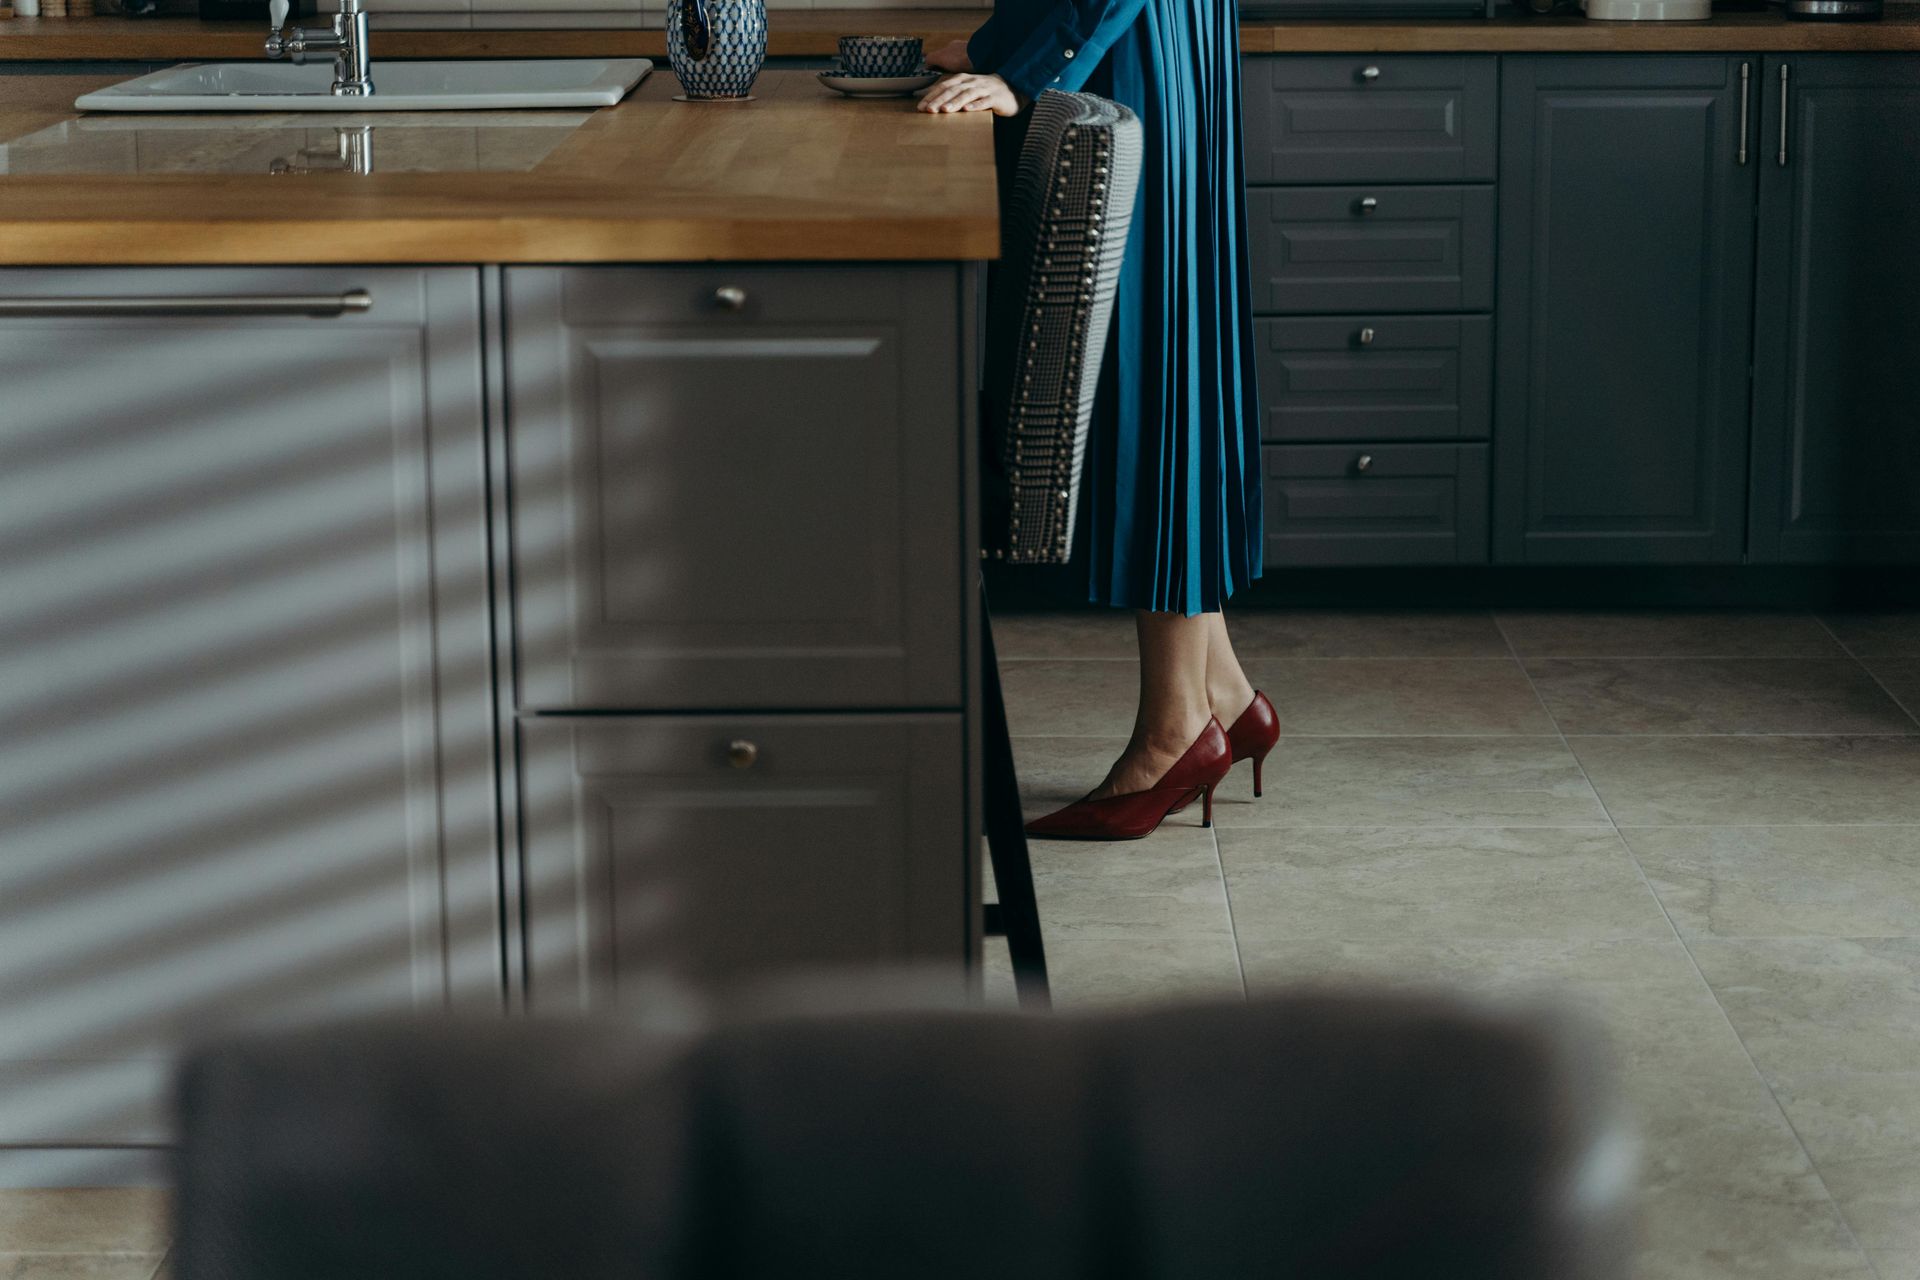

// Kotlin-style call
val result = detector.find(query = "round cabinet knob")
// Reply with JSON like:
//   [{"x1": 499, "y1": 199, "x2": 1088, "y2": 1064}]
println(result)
[
  {"x1": 1360, "y1": 64, "x2": 1382, "y2": 81},
  {"x1": 1358, "y1": 326, "x2": 1376, "y2": 346},
  {"x1": 1355, "y1": 453, "x2": 1374, "y2": 473},
  {"x1": 712, "y1": 286, "x2": 748, "y2": 311},
  {"x1": 727, "y1": 739, "x2": 759, "y2": 769},
  {"x1": 1358, "y1": 196, "x2": 1379, "y2": 214}
]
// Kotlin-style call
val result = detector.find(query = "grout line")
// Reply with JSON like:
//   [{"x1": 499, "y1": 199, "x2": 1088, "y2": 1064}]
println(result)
[
  {"x1": 1498, "y1": 618, "x2": 1873, "y2": 1262},
  {"x1": 1208, "y1": 819, "x2": 1250, "y2": 1002},
  {"x1": 1819, "y1": 615, "x2": 1920, "y2": 733}
]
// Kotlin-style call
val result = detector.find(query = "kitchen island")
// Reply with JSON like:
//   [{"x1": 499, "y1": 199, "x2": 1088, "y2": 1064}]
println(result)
[{"x1": 0, "y1": 70, "x2": 995, "y2": 1183}]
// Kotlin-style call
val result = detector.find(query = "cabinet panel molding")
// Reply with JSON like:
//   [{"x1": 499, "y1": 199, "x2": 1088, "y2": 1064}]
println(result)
[
  {"x1": 503, "y1": 265, "x2": 966, "y2": 712},
  {"x1": 1493, "y1": 56, "x2": 1756, "y2": 564}
]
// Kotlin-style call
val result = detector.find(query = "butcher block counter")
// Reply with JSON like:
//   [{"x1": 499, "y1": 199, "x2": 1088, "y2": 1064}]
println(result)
[
  {"x1": 0, "y1": 69, "x2": 998, "y2": 262},
  {"x1": 6, "y1": 5, "x2": 1920, "y2": 59}
]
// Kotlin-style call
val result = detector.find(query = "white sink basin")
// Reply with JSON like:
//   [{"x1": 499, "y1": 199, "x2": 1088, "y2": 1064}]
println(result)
[{"x1": 75, "y1": 58, "x2": 651, "y2": 113}]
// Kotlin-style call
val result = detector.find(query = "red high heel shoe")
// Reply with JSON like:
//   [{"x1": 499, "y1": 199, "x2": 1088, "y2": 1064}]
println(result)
[
  {"x1": 1024, "y1": 718, "x2": 1233, "y2": 841},
  {"x1": 1169, "y1": 690, "x2": 1279, "y2": 814},
  {"x1": 1226, "y1": 690, "x2": 1280, "y2": 798}
]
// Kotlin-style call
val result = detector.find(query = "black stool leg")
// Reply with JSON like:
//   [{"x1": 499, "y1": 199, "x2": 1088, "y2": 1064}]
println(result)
[{"x1": 980, "y1": 587, "x2": 1050, "y2": 1010}]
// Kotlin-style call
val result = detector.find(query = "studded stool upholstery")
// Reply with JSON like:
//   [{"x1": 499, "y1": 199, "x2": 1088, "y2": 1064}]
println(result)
[{"x1": 982, "y1": 90, "x2": 1143, "y2": 564}]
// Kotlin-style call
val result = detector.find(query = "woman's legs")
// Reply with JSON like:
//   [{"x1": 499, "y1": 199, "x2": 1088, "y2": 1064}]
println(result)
[{"x1": 1088, "y1": 609, "x2": 1257, "y2": 799}]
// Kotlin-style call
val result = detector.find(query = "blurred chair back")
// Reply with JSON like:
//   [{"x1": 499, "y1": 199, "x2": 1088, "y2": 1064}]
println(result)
[
  {"x1": 172, "y1": 990, "x2": 1637, "y2": 1280},
  {"x1": 980, "y1": 90, "x2": 1142, "y2": 564}
]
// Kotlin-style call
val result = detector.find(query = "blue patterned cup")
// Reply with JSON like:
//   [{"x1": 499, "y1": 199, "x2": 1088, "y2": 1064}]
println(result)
[
  {"x1": 837, "y1": 35, "x2": 923, "y2": 78},
  {"x1": 667, "y1": 0, "x2": 768, "y2": 100}
]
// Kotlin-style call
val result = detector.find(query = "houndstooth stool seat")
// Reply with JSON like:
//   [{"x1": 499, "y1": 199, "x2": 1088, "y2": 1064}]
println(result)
[{"x1": 981, "y1": 90, "x2": 1143, "y2": 564}]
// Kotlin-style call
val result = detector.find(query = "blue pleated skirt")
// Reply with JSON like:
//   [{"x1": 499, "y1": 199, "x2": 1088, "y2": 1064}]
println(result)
[{"x1": 1081, "y1": 0, "x2": 1264, "y2": 615}]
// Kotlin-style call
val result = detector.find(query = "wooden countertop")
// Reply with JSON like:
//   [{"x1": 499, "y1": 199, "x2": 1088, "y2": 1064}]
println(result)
[
  {"x1": 0, "y1": 70, "x2": 999, "y2": 264},
  {"x1": 6, "y1": 5, "x2": 1920, "y2": 59}
]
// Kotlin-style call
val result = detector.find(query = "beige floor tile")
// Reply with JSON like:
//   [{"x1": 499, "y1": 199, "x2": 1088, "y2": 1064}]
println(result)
[
  {"x1": 1817, "y1": 1153, "x2": 1920, "y2": 1258},
  {"x1": 1212, "y1": 736, "x2": 1608, "y2": 829},
  {"x1": 1223, "y1": 610, "x2": 1510, "y2": 658},
  {"x1": 0, "y1": 1193, "x2": 166, "y2": 1254},
  {"x1": 1244, "y1": 658, "x2": 1558, "y2": 735},
  {"x1": 990, "y1": 612, "x2": 1137, "y2": 660},
  {"x1": 1690, "y1": 938, "x2": 1920, "y2": 1079},
  {"x1": 1868, "y1": 659, "x2": 1920, "y2": 720},
  {"x1": 1634, "y1": 1191, "x2": 1876, "y2": 1280},
  {"x1": 1770, "y1": 1071, "x2": 1920, "y2": 1166},
  {"x1": 1821, "y1": 612, "x2": 1920, "y2": 657},
  {"x1": 1041, "y1": 936, "x2": 1243, "y2": 1010},
  {"x1": 1219, "y1": 826, "x2": 1668, "y2": 943},
  {"x1": 1237, "y1": 937, "x2": 1743, "y2": 1078},
  {"x1": 1526, "y1": 658, "x2": 1918, "y2": 735},
  {"x1": 1870, "y1": 1252, "x2": 1920, "y2": 1280},
  {"x1": 1624, "y1": 827, "x2": 1920, "y2": 941},
  {"x1": 978, "y1": 937, "x2": 1018, "y2": 1010},
  {"x1": 999, "y1": 660, "x2": 1136, "y2": 737},
  {"x1": 1496, "y1": 611, "x2": 1844, "y2": 658},
  {"x1": 1569, "y1": 736, "x2": 1920, "y2": 826},
  {"x1": 0, "y1": 1257, "x2": 164, "y2": 1280},
  {"x1": 1031, "y1": 826, "x2": 1232, "y2": 943}
]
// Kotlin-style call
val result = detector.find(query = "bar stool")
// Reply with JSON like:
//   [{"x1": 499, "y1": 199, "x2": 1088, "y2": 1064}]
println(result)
[{"x1": 979, "y1": 90, "x2": 1144, "y2": 1011}]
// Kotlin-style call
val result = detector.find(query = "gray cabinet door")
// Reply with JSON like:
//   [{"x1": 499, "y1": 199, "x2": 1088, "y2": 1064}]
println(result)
[
  {"x1": 519, "y1": 714, "x2": 965, "y2": 1011},
  {"x1": 1242, "y1": 55, "x2": 1499, "y2": 184},
  {"x1": 1494, "y1": 57, "x2": 1758, "y2": 564},
  {"x1": 1247, "y1": 185, "x2": 1496, "y2": 315},
  {"x1": 1750, "y1": 56, "x2": 1920, "y2": 563},
  {"x1": 1264, "y1": 443, "x2": 1489, "y2": 566},
  {"x1": 1256, "y1": 315, "x2": 1492, "y2": 442},
  {"x1": 503, "y1": 266, "x2": 966, "y2": 713},
  {"x1": 0, "y1": 267, "x2": 499, "y2": 1154}
]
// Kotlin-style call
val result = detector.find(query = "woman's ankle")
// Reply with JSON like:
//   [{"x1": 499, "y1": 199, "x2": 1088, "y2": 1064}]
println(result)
[{"x1": 1209, "y1": 678, "x2": 1255, "y2": 727}]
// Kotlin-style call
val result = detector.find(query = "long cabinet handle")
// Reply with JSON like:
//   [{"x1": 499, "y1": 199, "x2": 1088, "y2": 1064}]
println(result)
[
  {"x1": 1737, "y1": 61, "x2": 1751, "y2": 166},
  {"x1": 1778, "y1": 63, "x2": 1790, "y2": 167},
  {"x1": 0, "y1": 290, "x2": 373, "y2": 318}
]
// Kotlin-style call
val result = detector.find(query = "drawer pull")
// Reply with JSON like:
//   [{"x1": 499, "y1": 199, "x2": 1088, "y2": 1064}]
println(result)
[
  {"x1": 1357, "y1": 196, "x2": 1379, "y2": 215},
  {"x1": 1358, "y1": 326, "x2": 1376, "y2": 346},
  {"x1": 1355, "y1": 453, "x2": 1374, "y2": 473},
  {"x1": 712, "y1": 286, "x2": 749, "y2": 311},
  {"x1": 1359, "y1": 64, "x2": 1381, "y2": 81},
  {"x1": 0, "y1": 290, "x2": 372, "y2": 318},
  {"x1": 727, "y1": 739, "x2": 759, "y2": 769}
]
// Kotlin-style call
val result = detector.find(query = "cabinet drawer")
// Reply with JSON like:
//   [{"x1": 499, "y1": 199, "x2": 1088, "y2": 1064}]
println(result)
[
  {"x1": 519, "y1": 714, "x2": 965, "y2": 1009},
  {"x1": 504, "y1": 265, "x2": 966, "y2": 712},
  {"x1": 1248, "y1": 186, "x2": 1495, "y2": 314},
  {"x1": 1243, "y1": 55, "x2": 1498, "y2": 184},
  {"x1": 1264, "y1": 443, "x2": 1488, "y2": 565},
  {"x1": 1256, "y1": 315, "x2": 1491, "y2": 442}
]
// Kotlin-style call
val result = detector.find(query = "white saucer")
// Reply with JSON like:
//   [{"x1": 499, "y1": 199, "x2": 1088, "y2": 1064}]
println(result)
[{"x1": 817, "y1": 69, "x2": 943, "y2": 98}]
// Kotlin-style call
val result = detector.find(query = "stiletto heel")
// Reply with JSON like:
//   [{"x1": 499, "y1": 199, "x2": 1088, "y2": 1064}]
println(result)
[
  {"x1": 1025, "y1": 719, "x2": 1233, "y2": 841},
  {"x1": 1225, "y1": 691, "x2": 1280, "y2": 802},
  {"x1": 1202, "y1": 784, "x2": 1214, "y2": 828}
]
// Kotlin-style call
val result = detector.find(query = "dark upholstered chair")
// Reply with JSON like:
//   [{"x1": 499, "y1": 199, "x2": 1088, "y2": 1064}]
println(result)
[
  {"x1": 171, "y1": 988, "x2": 1637, "y2": 1280},
  {"x1": 977, "y1": 91, "x2": 1145, "y2": 1009}
]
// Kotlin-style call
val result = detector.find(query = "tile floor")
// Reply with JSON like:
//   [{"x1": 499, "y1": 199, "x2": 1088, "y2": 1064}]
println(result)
[
  {"x1": 7, "y1": 608, "x2": 1914, "y2": 1278},
  {"x1": 986, "y1": 608, "x2": 1920, "y2": 1280}
]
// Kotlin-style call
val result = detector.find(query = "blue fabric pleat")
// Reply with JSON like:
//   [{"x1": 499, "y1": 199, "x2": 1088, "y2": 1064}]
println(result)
[{"x1": 1078, "y1": 0, "x2": 1264, "y2": 615}]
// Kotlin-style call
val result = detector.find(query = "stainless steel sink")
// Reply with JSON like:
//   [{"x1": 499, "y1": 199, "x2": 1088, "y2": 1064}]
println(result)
[{"x1": 74, "y1": 58, "x2": 652, "y2": 113}]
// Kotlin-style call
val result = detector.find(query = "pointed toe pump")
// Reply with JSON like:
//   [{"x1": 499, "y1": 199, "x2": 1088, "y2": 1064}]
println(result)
[
  {"x1": 1225, "y1": 690, "x2": 1280, "y2": 798},
  {"x1": 1024, "y1": 718, "x2": 1233, "y2": 841}
]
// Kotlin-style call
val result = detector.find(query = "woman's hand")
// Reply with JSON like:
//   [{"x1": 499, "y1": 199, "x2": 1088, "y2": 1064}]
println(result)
[
  {"x1": 925, "y1": 40, "x2": 972, "y2": 72},
  {"x1": 918, "y1": 72, "x2": 1023, "y2": 116}
]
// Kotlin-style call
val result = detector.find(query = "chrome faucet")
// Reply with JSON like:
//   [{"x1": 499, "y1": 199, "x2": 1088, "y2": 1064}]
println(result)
[
  {"x1": 265, "y1": 0, "x2": 374, "y2": 98},
  {"x1": 270, "y1": 125, "x2": 376, "y2": 175}
]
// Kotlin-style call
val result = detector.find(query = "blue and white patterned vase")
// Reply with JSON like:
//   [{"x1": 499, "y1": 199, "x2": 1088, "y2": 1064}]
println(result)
[{"x1": 666, "y1": 0, "x2": 767, "y2": 100}]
